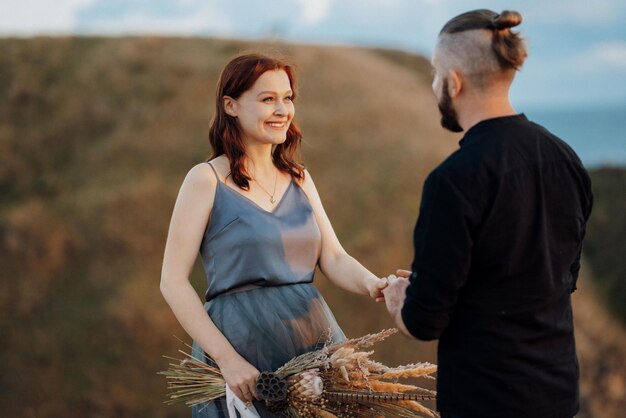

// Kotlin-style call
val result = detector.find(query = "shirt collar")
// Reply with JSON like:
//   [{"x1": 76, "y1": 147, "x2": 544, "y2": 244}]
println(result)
[{"x1": 459, "y1": 113, "x2": 528, "y2": 147}]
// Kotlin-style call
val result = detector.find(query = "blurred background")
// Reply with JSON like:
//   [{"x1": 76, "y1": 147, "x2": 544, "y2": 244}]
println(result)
[{"x1": 1, "y1": 1, "x2": 624, "y2": 417}]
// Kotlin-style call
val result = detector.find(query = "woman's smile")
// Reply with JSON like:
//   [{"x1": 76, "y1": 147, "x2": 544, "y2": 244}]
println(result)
[{"x1": 266, "y1": 121, "x2": 288, "y2": 129}]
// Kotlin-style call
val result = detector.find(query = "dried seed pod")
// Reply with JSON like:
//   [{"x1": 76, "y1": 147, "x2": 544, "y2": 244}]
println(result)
[{"x1": 255, "y1": 372, "x2": 289, "y2": 412}]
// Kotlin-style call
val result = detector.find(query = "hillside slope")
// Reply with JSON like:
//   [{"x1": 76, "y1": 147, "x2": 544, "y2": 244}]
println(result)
[
  {"x1": 583, "y1": 168, "x2": 626, "y2": 323},
  {"x1": 0, "y1": 37, "x2": 624, "y2": 417}
]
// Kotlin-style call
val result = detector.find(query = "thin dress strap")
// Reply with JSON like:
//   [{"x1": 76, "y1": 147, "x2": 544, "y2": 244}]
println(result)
[{"x1": 206, "y1": 161, "x2": 222, "y2": 183}]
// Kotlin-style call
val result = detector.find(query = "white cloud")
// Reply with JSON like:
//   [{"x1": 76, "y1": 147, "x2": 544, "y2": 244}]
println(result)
[
  {"x1": 0, "y1": 0, "x2": 232, "y2": 36},
  {"x1": 79, "y1": 2, "x2": 232, "y2": 35},
  {"x1": 522, "y1": 0, "x2": 620, "y2": 25},
  {"x1": 522, "y1": 39, "x2": 626, "y2": 88},
  {"x1": 295, "y1": 0, "x2": 332, "y2": 26},
  {"x1": 0, "y1": 0, "x2": 95, "y2": 35},
  {"x1": 593, "y1": 41, "x2": 626, "y2": 69},
  {"x1": 559, "y1": 41, "x2": 626, "y2": 74}
]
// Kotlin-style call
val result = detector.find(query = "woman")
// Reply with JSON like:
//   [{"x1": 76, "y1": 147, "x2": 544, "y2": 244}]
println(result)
[{"x1": 160, "y1": 53, "x2": 386, "y2": 417}]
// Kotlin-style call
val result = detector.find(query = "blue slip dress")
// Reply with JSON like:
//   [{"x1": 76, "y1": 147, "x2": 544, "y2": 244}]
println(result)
[{"x1": 191, "y1": 162, "x2": 345, "y2": 417}]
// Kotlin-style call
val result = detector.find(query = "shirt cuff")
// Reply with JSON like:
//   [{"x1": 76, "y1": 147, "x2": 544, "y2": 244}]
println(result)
[{"x1": 400, "y1": 298, "x2": 449, "y2": 341}]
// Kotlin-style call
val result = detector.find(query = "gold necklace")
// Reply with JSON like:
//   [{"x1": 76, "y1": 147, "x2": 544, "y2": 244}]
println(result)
[{"x1": 254, "y1": 169, "x2": 278, "y2": 204}]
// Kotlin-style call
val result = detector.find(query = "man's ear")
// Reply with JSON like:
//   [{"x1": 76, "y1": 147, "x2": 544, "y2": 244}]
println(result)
[
  {"x1": 447, "y1": 69, "x2": 463, "y2": 99},
  {"x1": 223, "y1": 96, "x2": 238, "y2": 117}
]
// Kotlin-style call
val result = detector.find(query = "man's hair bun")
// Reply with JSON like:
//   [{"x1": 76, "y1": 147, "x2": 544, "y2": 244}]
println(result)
[{"x1": 492, "y1": 10, "x2": 522, "y2": 31}]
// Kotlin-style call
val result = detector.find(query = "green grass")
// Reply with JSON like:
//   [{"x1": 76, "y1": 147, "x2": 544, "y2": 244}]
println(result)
[{"x1": 585, "y1": 167, "x2": 626, "y2": 324}]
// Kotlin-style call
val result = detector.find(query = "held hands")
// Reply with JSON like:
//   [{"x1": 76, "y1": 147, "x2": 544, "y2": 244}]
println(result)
[
  {"x1": 218, "y1": 353, "x2": 260, "y2": 404},
  {"x1": 367, "y1": 269, "x2": 411, "y2": 302},
  {"x1": 382, "y1": 269, "x2": 411, "y2": 315}
]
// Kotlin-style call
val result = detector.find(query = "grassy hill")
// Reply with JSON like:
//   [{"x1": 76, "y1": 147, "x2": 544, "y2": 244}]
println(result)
[
  {"x1": 0, "y1": 36, "x2": 624, "y2": 417},
  {"x1": 584, "y1": 168, "x2": 626, "y2": 323}
]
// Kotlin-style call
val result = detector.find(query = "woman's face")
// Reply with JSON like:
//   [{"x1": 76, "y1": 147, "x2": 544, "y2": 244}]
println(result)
[{"x1": 227, "y1": 69, "x2": 295, "y2": 146}]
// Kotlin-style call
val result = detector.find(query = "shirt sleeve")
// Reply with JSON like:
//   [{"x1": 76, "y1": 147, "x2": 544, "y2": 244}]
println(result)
[
  {"x1": 401, "y1": 170, "x2": 479, "y2": 341},
  {"x1": 569, "y1": 234, "x2": 583, "y2": 293},
  {"x1": 570, "y1": 177, "x2": 594, "y2": 292}
]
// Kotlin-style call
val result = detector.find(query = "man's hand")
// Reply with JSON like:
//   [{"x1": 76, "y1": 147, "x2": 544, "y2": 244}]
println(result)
[
  {"x1": 383, "y1": 272, "x2": 414, "y2": 338},
  {"x1": 383, "y1": 274, "x2": 409, "y2": 316},
  {"x1": 395, "y1": 269, "x2": 412, "y2": 279}
]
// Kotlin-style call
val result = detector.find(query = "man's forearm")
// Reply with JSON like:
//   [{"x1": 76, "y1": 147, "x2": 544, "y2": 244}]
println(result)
[{"x1": 392, "y1": 305, "x2": 414, "y2": 339}]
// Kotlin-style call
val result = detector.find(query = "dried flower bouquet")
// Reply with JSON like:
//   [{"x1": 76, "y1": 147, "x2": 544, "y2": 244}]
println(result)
[{"x1": 160, "y1": 328, "x2": 438, "y2": 417}]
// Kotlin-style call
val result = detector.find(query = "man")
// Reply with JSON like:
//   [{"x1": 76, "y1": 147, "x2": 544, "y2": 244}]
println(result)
[{"x1": 383, "y1": 9, "x2": 593, "y2": 418}]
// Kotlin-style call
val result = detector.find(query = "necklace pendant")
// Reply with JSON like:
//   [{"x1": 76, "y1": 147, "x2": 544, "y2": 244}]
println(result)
[{"x1": 270, "y1": 196, "x2": 276, "y2": 204}]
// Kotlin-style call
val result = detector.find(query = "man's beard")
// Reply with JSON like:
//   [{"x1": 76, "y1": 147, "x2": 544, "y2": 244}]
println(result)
[{"x1": 438, "y1": 78, "x2": 463, "y2": 133}]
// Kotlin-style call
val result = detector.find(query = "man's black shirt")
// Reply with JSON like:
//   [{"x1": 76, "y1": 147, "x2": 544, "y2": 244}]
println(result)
[{"x1": 401, "y1": 114, "x2": 593, "y2": 418}]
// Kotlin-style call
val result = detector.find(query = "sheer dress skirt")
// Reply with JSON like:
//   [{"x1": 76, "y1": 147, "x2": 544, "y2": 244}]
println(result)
[{"x1": 191, "y1": 283, "x2": 345, "y2": 417}]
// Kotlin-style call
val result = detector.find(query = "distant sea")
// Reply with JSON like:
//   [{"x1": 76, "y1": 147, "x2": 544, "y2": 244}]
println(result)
[{"x1": 524, "y1": 104, "x2": 626, "y2": 168}]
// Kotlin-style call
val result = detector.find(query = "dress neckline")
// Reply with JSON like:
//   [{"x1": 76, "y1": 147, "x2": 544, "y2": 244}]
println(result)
[{"x1": 217, "y1": 179, "x2": 295, "y2": 215}]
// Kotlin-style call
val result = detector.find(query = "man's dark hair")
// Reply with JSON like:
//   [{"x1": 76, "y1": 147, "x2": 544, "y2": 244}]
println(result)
[{"x1": 440, "y1": 9, "x2": 527, "y2": 71}]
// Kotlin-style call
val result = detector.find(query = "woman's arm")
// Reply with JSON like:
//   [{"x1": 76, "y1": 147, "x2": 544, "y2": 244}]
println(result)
[
  {"x1": 160, "y1": 163, "x2": 259, "y2": 402},
  {"x1": 299, "y1": 170, "x2": 387, "y2": 301}
]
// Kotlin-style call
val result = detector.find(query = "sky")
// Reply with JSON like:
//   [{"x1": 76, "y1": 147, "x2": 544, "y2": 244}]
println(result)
[{"x1": 1, "y1": 0, "x2": 625, "y2": 109}]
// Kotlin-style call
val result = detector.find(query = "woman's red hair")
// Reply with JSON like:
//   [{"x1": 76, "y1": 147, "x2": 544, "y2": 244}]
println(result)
[{"x1": 208, "y1": 53, "x2": 304, "y2": 189}]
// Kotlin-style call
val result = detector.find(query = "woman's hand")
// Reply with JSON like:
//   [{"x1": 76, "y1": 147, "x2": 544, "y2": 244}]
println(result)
[
  {"x1": 366, "y1": 277, "x2": 389, "y2": 302},
  {"x1": 218, "y1": 353, "x2": 261, "y2": 403}
]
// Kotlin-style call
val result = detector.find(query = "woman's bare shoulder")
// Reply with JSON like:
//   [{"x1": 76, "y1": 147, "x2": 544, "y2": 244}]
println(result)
[
  {"x1": 205, "y1": 155, "x2": 230, "y2": 180},
  {"x1": 181, "y1": 161, "x2": 220, "y2": 194},
  {"x1": 298, "y1": 168, "x2": 321, "y2": 200},
  {"x1": 187, "y1": 161, "x2": 214, "y2": 179},
  {"x1": 300, "y1": 168, "x2": 316, "y2": 186}
]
